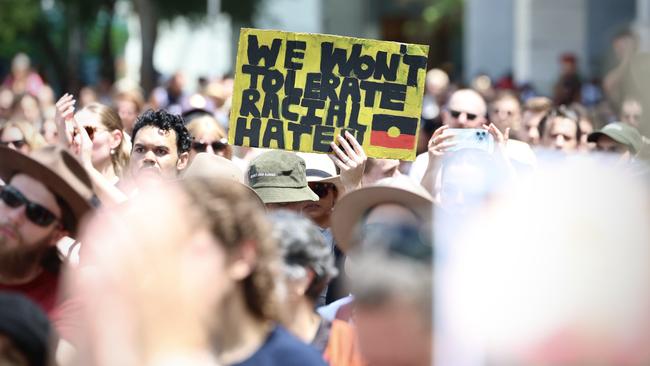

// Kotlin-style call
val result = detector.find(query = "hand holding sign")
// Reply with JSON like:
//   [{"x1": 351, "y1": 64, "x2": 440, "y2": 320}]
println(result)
[{"x1": 330, "y1": 130, "x2": 367, "y2": 192}]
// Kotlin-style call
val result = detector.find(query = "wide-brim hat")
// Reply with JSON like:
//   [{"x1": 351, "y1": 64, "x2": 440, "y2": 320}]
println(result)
[
  {"x1": 331, "y1": 176, "x2": 433, "y2": 253},
  {"x1": 247, "y1": 150, "x2": 319, "y2": 204},
  {"x1": 183, "y1": 153, "x2": 264, "y2": 207},
  {"x1": 0, "y1": 146, "x2": 94, "y2": 236}
]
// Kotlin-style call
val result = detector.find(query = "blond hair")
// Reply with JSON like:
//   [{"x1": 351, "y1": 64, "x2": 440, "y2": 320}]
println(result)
[
  {"x1": 0, "y1": 119, "x2": 46, "y2": 151},
  {"x1": 81, "y1": 103, "x2": 129, "y2": 178}
]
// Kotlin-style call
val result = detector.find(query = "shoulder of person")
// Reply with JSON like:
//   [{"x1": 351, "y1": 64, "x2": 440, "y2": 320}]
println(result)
[{"x1": 261, "y1": 326, "x2": 327, "y2": 365}]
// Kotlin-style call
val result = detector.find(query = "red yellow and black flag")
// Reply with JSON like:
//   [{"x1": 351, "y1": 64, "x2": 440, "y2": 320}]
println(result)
[{"x1": 369, "y1": 114, "x2": 419, "y2": 151}]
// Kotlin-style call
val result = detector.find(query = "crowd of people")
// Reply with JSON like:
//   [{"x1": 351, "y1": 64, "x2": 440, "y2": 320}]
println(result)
[{"x1": 0, "y1": 28, "x2": 650, "y2": 366}]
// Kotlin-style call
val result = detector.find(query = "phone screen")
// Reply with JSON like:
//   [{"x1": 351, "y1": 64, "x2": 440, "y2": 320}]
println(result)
[{"x1": 446, "y1": 128, "x2": 494, "y2": 153}]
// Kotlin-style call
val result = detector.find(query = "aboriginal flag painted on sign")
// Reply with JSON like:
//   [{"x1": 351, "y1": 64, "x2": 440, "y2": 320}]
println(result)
[{"x1": 370, "y1": 114, "x2": 418, "y2": 150}]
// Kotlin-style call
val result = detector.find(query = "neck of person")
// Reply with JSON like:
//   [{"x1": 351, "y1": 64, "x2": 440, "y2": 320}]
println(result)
[
  {"x1": 0, "y1": 263, "x2": 43, "y2": 286},
  {"x1": 312, "y1": 213, "x2": 331, "y2": 229},
  {"x1": 214, "y1": 287, "x2": 273, "y2": 365},
  {"x1": 95, "y1": 157, "x2": 119, "y2": 184},
  {"x1": 284, "y1": 297, "x2": 321, "y2": 344}
]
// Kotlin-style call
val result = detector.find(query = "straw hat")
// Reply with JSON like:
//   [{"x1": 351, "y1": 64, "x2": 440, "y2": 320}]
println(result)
[
  {"x1": 0, "y1": 146, "x2": 94, "y2": 236},
  {"x1": 331, "y1": 176, "x2": 433, "y2": 252}
]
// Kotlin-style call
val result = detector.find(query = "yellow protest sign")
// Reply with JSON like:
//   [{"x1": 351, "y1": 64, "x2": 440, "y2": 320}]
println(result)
[{"x1": 228, "y1": 28, "x2": 429, "y2": 160}]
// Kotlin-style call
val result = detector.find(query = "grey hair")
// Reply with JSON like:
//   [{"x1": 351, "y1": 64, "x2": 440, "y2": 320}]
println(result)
[{"x1": 268, "y1": 210, "x2": 338, "y2": 302}]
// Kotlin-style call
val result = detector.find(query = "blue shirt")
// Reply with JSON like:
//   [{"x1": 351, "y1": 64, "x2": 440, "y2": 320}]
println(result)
[{"x1": 232, "y1": 325, "x2": 327, "y2": 366}]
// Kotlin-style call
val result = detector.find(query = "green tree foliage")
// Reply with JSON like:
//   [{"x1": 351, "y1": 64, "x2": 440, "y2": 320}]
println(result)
[{"x1": 0, "y1": 0, "x2": 41, "y2": 43}]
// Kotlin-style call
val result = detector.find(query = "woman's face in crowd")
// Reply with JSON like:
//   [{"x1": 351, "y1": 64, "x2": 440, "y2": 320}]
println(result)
[
  {"x1": 41, "y1": 120, "x2": 58, "y2": 145},
  {"x1": 0, "y1": 126, "x2": 30, "y2": 154},
  {"x1": 302, "y1": 182, "x2": 336, "y2": 224},
  {"x1": 75, "y1": 109, "x2": 119, "y2": 168},
  {"x1": 16, "y1": 95, "x2": 41, "y2": 124},
  {"x1": 189, "y1": 123, "x2": 231, "y2": 162},
  {"x1": 116, "y1": 99, "x2": 139, "y2": 134}
]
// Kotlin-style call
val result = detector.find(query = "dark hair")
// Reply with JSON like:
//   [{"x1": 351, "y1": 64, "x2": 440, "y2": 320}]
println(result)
[
  {"x1": 131, "y1": 109, "x2": 191, "y2": 154},
  {"x1": 538, "y1": 105, "x2": 582, "y2": 141}
]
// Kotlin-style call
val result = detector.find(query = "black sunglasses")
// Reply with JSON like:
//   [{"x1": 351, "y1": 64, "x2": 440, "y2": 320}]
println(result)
[
  {"x1": 73, "y1": 126, "x2": 103, "y2": 140},
  {"x1": 192, "y1": 140, "x2": 228, "y2": 153},
  {"x1": 0, "y1": 140, "x2": 27, "y2": 149},
  {"x1": 308, "y1": 182, "x2": 335, "y2": 199},
  {"x1": 449, "y1": 109, "x2": 478, "y2": 121},
  {"x1": 360, "y1": 223, "x2": 433, "y2": 262},
  {"x1": 0, "y1": 185, "x2": 58, "y2": 227}
]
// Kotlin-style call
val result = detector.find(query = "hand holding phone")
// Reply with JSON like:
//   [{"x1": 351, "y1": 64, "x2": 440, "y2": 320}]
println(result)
[{"x1": 445, "y1": 128, "x2": 495, "y2": 153}]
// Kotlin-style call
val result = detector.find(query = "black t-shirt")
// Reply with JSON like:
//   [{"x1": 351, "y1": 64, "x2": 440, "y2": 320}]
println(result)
[{"x1": 232, "y1": 325, "x2": 327, "y2": 366}]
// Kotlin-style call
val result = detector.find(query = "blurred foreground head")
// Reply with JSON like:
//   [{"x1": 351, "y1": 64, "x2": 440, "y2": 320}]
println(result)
[
  {"x1": 441, "y1": 154, "x2": 650, "y2": 365},
  {"x1": 72, "y1": 176, "x2": 275, "y2": 365},
  {"x1": 332, "y1": 176, "x2": 434, "y2": 366}
]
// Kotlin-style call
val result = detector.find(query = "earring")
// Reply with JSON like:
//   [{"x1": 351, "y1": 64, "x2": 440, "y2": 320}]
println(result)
[{"x1": 110, "y1": 148, "x2": 116, "y2": 155}]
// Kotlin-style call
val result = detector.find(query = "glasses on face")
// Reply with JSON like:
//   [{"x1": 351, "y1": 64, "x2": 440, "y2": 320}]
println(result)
[
  {"x1": 73, "y1": 126, "x2": 104, "y2": 140},
  {"x1": 359, "y1": 223, "x2": 432, "y2": 262},
  {"x1": 0, "y1": 185, "x2": 58, "y2": 227},
  {"x1": 449, "y1": 109, "x2": 478, "y2": 121},
  {"x1": 308, "y1": 182, "x2": 335, "y2": 199},
  {"x1": 191, "y1": 139, "x2": 228, "y2": 153},
  {"x1": 0, "y1": 140, "x2": 27, "y2": 149}
]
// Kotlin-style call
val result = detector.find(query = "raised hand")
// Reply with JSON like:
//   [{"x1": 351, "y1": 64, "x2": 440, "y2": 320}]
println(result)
[
  {"x1": 329, "y1": 130, "x2": 367, "y2": 192},
  {"x1": 427, "y1": 125, "x2": 455, "y2": 158},
  {"x1": 54, "y1": 93, "x2": 77, "y2": 147},
  {"x1": 482, "y1": 123, "x2": 510, "y2": 151}
]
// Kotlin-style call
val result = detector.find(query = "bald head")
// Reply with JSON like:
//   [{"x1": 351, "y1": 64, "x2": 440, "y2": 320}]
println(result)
[{"x1": 444, "y1": 89, "x2": 488, "y2": 128}]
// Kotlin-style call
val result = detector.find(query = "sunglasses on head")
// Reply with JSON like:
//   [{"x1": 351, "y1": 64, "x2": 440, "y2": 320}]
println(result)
[
  {"x1": 0, "y1": 140, "x2": 27, "y2": 149},
  {"x1": 308, "y1": 182, "x2": 335, "y2": 199},
  {"x1": 0, "y1": 185, "x2": 58, "y2": 227},
  {"x1": 192, "y1": 140, "x2": 228, "y2": 153},
  {"x1": 449, "y1": 109, "x2": 478, "y2": 121}
]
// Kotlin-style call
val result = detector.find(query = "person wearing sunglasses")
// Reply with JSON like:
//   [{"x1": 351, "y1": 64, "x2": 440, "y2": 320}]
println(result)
[
  {"x1": 185, "y1": 113, "x2": 232, "y2": 162},
  {"x1": 0, "y1": 119, "x2": 46, "y2": 154},
  {"x1": 73, "y1": 102, "x2": 129, "y2": 184},
  {"x1": 411, "y1": 89, "x2": 514, "y2": 191},
  {"x1": 0, "y1": 144, "x2": 95, "y2": 342}
]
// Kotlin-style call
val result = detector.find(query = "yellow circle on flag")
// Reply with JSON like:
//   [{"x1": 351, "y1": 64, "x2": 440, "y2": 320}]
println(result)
[{"x1": 387, "y1": 126, "x2": 401, "y2": 138}]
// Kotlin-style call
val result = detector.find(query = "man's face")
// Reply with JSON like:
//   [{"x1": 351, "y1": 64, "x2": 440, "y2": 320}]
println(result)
[
  {"x1": 302, "y1": 182, "x2": 337, "y2": 225},
  {"x1": 443, "y1": 91, "x2": 487, "y2": 129},
  {"x1": 0, "y1": 174, "x2": 62, "y2": 278},
  {"x1": 489, "y1": 98, "x2": 521, "y2": 132},
  {"x1": 522, "y1": 111, "x2": 545, "y2": 145},
  {"x1": 621, "y1": 101, "x2": 642, "y2": 128},
  {"x1": 543, "y1": 117, "x2": 579, "y2": 152},
  {"x1": 129, "y1": 126, "x2": 188, "y2": 180},
  {"x1": 595, "y1": 135, "x2": 632, "y2": 162},
  {"x1": 355, "y1": 297, "x2": 432, "y2": 366}
]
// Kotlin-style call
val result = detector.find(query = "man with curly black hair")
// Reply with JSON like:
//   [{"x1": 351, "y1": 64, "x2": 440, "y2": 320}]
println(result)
[{"x1": 128, "y1": 109, "x2": 191, "y2": 180}]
